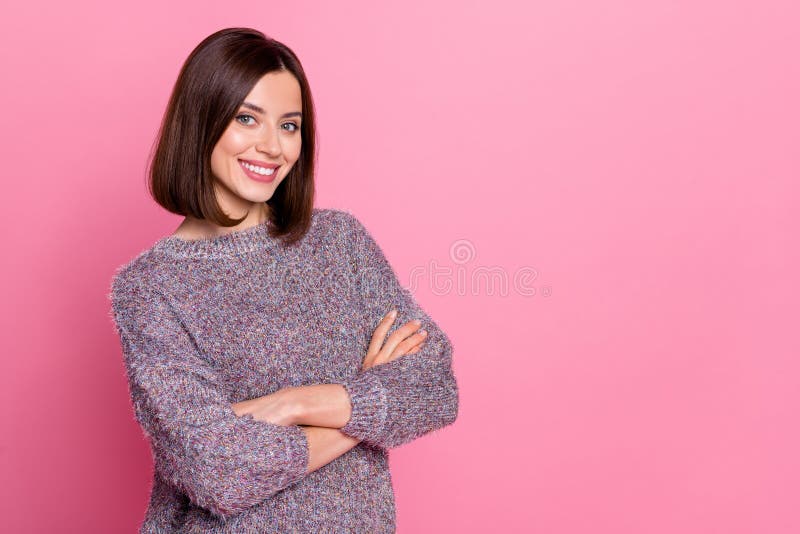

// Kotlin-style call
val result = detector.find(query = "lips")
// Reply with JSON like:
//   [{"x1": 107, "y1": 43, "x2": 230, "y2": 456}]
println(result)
[
  {"x1": 238, "y1": 159, "x2": 280, "y2": 183},
  {"x1": 238, "y1": 158, "x2": 279, "y2": 169}
]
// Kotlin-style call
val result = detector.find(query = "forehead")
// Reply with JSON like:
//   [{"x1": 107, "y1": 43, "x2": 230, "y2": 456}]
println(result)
[{"x1": 242, "y1": 70, "x2": 302, "y2": 111}]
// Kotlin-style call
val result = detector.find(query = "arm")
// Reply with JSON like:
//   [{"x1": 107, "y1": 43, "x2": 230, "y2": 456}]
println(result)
[
  {"x1": 110, "y1": 273, "x2": 308, "y2": 520},
  {"x1": 336, "y1": 210, "x2": 460, "y2": 449},
  {"x1": 300, "y1": 425, "x2": 360, "y2": 472},
  {"x1": 231, "y1": 384, "x2": 360, "y2": 470},
  {"x1": 289, "y1": 383, "x2": 352, "y2": 428}
]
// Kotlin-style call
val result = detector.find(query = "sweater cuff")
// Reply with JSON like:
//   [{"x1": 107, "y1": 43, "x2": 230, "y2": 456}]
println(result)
[
  {"x1": 281, "y1": 422, "x2": 311, "y2": 486},
  {"x1": 340, "y1": 371, "x2": 389, "y2": 443},
  {"x1": 238, "y1": 413, "x2": 310, "y2": 488}
]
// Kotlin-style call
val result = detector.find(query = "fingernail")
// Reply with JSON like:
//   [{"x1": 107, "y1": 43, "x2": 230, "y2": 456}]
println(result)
[
  {"x1": 413, "y1": 319, "x2": 421, "y2": 326},
  {"x1": 389, "y1": 309, "x2": 397, "y2": 318},
  {"x1": 420, "y1": 329, "x2": 427, "y2": 336}
]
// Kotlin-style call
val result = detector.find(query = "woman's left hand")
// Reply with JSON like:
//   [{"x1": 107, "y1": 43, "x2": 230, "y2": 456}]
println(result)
[{"x1": 231, "y1": 387, "x2": 299, "y2": 426}]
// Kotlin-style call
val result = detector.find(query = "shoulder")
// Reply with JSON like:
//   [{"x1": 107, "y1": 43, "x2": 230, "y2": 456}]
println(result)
[
  {"x1": 107, "y1": 245, "x2": 168, "y2": 320},
  {"x1": 312, "y1": 206, "x2": 360, "y2": 226},
  {"x1": 311, "y1": 207, "x2": 369, "y2": 237},
  {"x1": 308, "y1": 208, "x2": 385, "y2": 270}
]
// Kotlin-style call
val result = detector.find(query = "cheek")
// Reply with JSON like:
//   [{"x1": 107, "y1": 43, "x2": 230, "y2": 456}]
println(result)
[
  {"x1": 285, "y1": 137, "x2": 303, "y2": 162},
  {"x1": 220, "y1": 130, "x2": 251, "y2": 154},
  {"x1": 213, "y1": 127, "x2": 250, "y2": 159},
  {"x1": 211, "y1": 131, "x2": 249, "y2": 174}
]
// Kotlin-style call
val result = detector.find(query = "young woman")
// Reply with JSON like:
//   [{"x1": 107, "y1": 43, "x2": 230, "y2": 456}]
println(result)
[{"x1": 108, "y1": 27, "x2": 459, "y2": 532}]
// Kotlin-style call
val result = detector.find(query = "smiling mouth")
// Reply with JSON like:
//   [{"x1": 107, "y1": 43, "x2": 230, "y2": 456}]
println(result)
[{"x1": 239, "y1": 159, "x2": 278, "y2": 176}]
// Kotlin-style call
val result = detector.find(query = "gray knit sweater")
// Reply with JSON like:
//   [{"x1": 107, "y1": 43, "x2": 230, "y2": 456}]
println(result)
[{"x1": 107, "y1": 207, "x2": 459, "y2": 532}]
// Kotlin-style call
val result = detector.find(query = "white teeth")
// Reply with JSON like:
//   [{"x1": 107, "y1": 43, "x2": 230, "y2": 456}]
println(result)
[{"x1": 241, "y1": 161, "x2": 276, "y2": 176}]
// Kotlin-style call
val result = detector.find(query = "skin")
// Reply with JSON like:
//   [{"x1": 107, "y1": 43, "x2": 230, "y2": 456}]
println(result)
[
  {"x1": 174, "y1": 69, "x2": 302, "y2": 239},
  {"x1": 173, "y1": 70, "x2": 428, "y2": 474},
  {"x1": 233, "y1": 312, "x2": 428, "y2": 473}
]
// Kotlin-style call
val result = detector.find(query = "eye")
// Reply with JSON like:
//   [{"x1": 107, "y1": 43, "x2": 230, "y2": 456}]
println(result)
[
  {"x1": 235, "y1": 114, "x2": 256, "y2": 126},
  {"x1": 282, "y1": 122, "x2": 300, "y2": 132}
]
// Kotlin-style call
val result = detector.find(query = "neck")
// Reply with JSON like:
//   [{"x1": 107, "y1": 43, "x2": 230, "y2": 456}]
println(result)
[{"x1": 175, "y1": 204, "x2": 271, "y2": 241}]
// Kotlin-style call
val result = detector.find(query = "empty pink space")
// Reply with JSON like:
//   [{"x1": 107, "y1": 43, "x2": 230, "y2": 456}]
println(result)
[{"x1": 1, "y1": 1, "x2": 798, "y2": 532}]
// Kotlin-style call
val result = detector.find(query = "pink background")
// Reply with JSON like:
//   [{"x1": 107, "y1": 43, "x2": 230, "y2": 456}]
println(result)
[{"x1": 1, "y1": 1, "x2": 798, "y2": 532}]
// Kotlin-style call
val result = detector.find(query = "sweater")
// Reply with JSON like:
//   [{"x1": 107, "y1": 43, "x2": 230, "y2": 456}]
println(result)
[{"x1": 107, "y1": 207, "x2": 459, "y2": 533}]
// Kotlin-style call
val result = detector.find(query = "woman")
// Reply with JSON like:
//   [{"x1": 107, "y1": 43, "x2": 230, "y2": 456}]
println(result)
[{"x1": 108, "y1": 27, "x2": 459, "y2": 532}]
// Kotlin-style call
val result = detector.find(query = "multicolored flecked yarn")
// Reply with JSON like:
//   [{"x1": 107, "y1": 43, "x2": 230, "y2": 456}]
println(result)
[{"x1": 108, "y1": 207, "x2": 459, "y2": 532}]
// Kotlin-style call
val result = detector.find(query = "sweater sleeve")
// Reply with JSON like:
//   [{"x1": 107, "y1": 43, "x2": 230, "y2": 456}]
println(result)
[
  {"x1": 109, "y1": 270, "x2": 309, "y2": 520},
  {"x1": 337, "y1": 211, "x2": 459, "y2": 448}
]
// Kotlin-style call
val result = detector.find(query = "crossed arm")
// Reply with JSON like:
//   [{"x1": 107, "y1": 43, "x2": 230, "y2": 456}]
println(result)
[
  {"x1": 109, "y1": 210, "x2": 458, "y2": 518},
  {"x1": 232, "y1": 383, "x2": 360, "y2": 474},
  {"x1": 231, "y1": 211, "x2": 460, "y2": 475},
  {"x1": 289, "y1": 385, "x2": 360, "y2": 474},
  {"x1": 232, "y1": 311, "x2": 428, "y2": 474}
]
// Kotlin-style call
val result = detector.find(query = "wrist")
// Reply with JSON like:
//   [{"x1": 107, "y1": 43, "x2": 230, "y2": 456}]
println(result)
[
  {"x1": 286, "y1": 383, "x2": 352, "y2": 428},
  {"x1": 283, "y1": 386, "x2": 307, "y2": 426}
]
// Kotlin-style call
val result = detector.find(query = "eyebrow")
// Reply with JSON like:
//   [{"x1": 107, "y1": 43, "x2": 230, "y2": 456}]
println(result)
[{"x1": 241, "y1": 101, "x2": 302, "y2": 119}]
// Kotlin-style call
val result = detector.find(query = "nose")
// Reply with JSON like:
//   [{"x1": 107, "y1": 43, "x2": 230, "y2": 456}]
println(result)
[{"x1": 255, "y1": 126, "x2": 281, "y2": 157}]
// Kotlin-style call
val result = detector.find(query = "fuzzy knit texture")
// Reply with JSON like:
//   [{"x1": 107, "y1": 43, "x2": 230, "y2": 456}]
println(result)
[{"x1": 107, "y1": 207, "x2": 459, "y2": 533}]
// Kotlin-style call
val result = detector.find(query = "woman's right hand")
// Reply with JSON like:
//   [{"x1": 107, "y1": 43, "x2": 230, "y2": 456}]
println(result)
[{"x1": 362, "y1": 309, "x2": 428, "y2": 371}]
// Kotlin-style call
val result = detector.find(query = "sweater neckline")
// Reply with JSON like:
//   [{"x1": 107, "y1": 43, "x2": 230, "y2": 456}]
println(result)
[{"x1": 153, "y1": 218, "x2": 280, "y2": 258}]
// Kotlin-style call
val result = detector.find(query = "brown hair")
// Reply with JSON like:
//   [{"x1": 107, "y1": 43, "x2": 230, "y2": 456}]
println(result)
[{"x1": 148, "y1": 27, "x2": 316, "y2": 246}]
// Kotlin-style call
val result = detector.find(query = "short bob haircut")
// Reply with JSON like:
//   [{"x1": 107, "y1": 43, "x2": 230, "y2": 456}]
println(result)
[{"x1": 148, "y1": 27, "x2": 316, "y2": 246}]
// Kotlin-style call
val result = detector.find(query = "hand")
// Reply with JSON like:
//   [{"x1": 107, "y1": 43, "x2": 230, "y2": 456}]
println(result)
[
  {"x1": 283, "y1": 384, "x2": 352, "y2": 428},
  {"x1": 231, "y1": 387, "x2": 298, "y2": 426},
  {"x1": 362, "y1": 309, "x2": 428, "y2": 371}
]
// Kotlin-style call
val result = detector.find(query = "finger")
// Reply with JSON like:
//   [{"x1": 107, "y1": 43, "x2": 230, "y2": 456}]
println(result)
[
  {"x1": 389, "y1": 330, "x2": 427, "y2": 359},
  {"x1": 403, "y1": 341, "x2": 426, "y2": 357},
  {"x1": 367, "y1": 310, "x2": 396, "y2": 356},
  {"x1": 380, "y1": 336, "x2": 427, "y2": 366},
  {"x1": 375, "y1": 332, "x2": 427, "y2": 370},
  {"x1": 379, "y1": 319, "x2": 422, "y2": 359},
  {"x1": 386, "y1": 339, "x2": 426, "y2": 363},
  {"x1": 365, "y1": 310, "x2": 397, "y2": 367}
]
